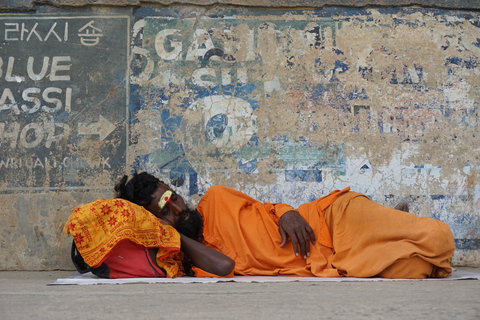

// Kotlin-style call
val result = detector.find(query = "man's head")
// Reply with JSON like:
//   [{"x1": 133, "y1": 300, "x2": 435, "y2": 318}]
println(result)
[
  {"x1": 114, "y1": 172, "x2": 162, "y2": 208},
  {"x1": 115, "y1": 172, "x2": 203, "y2": 241}
]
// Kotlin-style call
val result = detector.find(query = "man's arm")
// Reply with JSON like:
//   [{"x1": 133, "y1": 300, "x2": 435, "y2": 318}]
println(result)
[
  {"x1": 278, "y1": 210, "x2": 316, "y2": 259},
  {"x1": 179, "y1": 233, "x2": 235, "y2": 276}
]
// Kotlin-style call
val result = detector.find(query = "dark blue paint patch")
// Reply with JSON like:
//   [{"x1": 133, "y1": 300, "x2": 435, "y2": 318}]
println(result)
[
  {"x1": 131, "y1": 154, "x2": 150, "y2": 174},
  {"x1": 361, "y1": 164, "x2": 370, "y2": 169},
  {"x1": 306, "y1": 26, "x2": 322, "y2": 48},
  {"x1": 441, "y1": 106, "x2": 456, "y2": 117},
  {"x1": 309, "y1": 84, "x2": 327, "y2": 101},
  {"x1": 169, "y1": 171, "x2": 185, "y2": 187},
  {"x1": 358, "y1": 66, "x2": 373, "y2": 80},
  {"x1": 347, "y1": 87, "x2": 369, "y2": 101},
  {"x1": 238, "y1": 159, "x2": 258, "y2": 173},
  {"x1": 464, "y1": 58, "x2": 478, "y2": 69},
  {"x1": 334, "y1": 60, "x2": 349, "y2": 73},
  {"x1": 414, "y1": 65, "x2": 424, "y2": 82},
  {"x1": 193, "y1": 86, "x2": 221, "y2": 99},
  {"x1": 411, "y1": 84, "x2": 426, "y2": 92},
  {"x1": 333, "y1": 48, "x2": 344, "y2": 55},
  {"x1": 353, "y1": 105, "x2": 370, "y2": 116},
  {"x1": 206, "y1": 114, "x2": 228, "y2": 142},
  {"x1": 447, "y1": 56, "x2": 478, "y2": 69},
  {"x1": 390, "y1": 70, "x2": 398, "y2": 85},
  {"x1": 384, "y1": 194, "x2": 395, "y2": 202},
  {"x1": 246, "y1": 98, "x2": 259, "y2": 110},
  {"x1": 448, "y1": 56, "x2": 462, "y2": 65},
  {"x1": 129, "y1": 84, "x2": 143, "y2": 124},
  {"x1": 455, "y1": 239, "x2": 480, "y2": 250},
  {"x1": 130, "y1": 54, "x2": 146, "y2": 79},
  {"x1": 232, "y1": 83, "x2": 259, "y2": 110},
  {"x1": 246, "y1": 135, "x2": 259, "y2": 147},
  {"x1": 459, "y1": 195, "x2": 474, "y2": 202},
  {"x1": 169, "y1": 164, "x2": 198, "y2": 195},
  {"x1": 393, "y1": 18, "x2": 422, "y2": 28},
  {"x1": 270, "y1": 135, "x2": 290, "y2": 143},
  {"x1": 474, "y1": 38, "x2": 480, "y2": 48},
  {"x1": 129, "y1": 85, "x2": 171, "y2": 127},
  {"x1": 161, "y1": 109, "x2": 183, "y2": 136},
  {"x1": 285, "y1": 169, "x2": 322, "y2": 182},
  {"x1": 431, "y1": 195, "x2": 446, "y2": 200},
  {"x1": 55, "y1": 111, "x2": 70, "y2": 122}
]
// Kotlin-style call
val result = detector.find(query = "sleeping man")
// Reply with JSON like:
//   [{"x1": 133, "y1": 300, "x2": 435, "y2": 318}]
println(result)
[{"x1": 64, "y1": 172, "x2": 454, "y2": 279}]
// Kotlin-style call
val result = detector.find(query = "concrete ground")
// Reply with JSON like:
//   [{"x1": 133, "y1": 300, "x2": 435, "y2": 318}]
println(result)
[{"x1": 1, "y1": 268, "x2": 479, "y2": 320}]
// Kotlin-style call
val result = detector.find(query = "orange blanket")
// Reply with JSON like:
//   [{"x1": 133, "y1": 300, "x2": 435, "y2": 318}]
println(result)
[
  {"x1": 63, "y1": 198, "x2": 185, "y2": 278},
  {"x1": 195, "y1": 186, "x2": 454, "y2": 278}
]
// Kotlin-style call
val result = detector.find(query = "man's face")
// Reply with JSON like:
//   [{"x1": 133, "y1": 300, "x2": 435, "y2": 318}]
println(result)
[
  {"x1": 174, "y1": 208, "x2": 204, "y2": 242},
  {"x1": 145, "y1": 183, "x2": 203, "y2": 241},
  {"x1": 145, "y1": 183, "x2": 187, "y2": 225}
]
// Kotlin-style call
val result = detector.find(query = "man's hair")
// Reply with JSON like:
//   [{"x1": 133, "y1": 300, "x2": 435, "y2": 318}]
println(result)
[{"x1": 114, "y1": 172, "x2": 164, "y2": 207}]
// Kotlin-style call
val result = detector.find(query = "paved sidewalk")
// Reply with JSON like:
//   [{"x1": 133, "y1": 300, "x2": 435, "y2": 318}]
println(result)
[{"x1": 1, "y1": 268, "x2": 479, "y2": 320}]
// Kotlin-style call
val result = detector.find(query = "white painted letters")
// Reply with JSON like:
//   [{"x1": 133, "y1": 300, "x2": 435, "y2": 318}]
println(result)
[
  {"x1": 155, "y1": 29, "x2": 182, "y2": 60},
  {"x1": 27, "y1": 56, "x2": 49, "y2": 81},
  {"x1": 0, "y1": 56, "x2": 71, "y2": 82},
  {"x1": 21, "y1": 88, "x2": 41, "y2": 114},
  {"x1": 0, "y1": 87, "x2": 72, "y2": 115},
  {"x1": 49, "y1": 56, "x2": 71, "y2": 81},
  {"x1": 3, "y1": 22, "x2": 69, "y2": 42}
]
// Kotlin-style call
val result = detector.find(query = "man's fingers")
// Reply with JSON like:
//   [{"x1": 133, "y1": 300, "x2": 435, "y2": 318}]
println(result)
[
  {"x1": 278, "y1": 210, "x2": 317, "y2": 259},
  {"x1": 302, "y1": 228, "x2": 310, "y2": 258},
  {"x1": 298, "y1": 229, "x2": 309, "y2": 259},
  {"x1": 307, "y1": 226, "x2": 316, "y2": 244},
  {"x1": 279, "y1": 226, "x2": 287, "y2": 248},
  {"x1": 290, "y1": 235, "x2": 299, "y2": 257}
]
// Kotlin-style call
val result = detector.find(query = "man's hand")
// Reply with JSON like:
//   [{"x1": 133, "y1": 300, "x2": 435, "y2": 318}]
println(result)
[{"x1": 278, "y1": 210, "x2": 316, "y2": 259}]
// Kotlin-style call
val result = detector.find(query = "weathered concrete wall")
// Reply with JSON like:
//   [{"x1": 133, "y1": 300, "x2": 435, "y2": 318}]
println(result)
[
  {"x1": 0, "y1": 3, "x2": 479, "y2": 269},
  {"x1": 3, "y1": 1, "x2": 480, "y2": 10}
]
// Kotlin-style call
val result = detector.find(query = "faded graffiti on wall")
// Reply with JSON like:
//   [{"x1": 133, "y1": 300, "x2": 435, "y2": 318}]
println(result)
[
  {"x1": 1, "y1": 7, "x2": 479, "y2": 270},
  {"x1": 129, "y1": 8, "x2": 479, "y2": 261},
  {"x1": 130, "y1": 14, "x2": 346, "y2": 194},
  {"x1": 0, "y1": 16, "x2": 129, "y2": 191}
]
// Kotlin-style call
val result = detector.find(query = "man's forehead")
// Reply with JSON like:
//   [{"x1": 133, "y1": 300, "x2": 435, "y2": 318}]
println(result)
[{"x1": 158, "y1": 182, "x2": 173, "y2": 192}]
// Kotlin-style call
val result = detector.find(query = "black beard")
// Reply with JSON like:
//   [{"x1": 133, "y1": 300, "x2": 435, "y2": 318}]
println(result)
[{"x1": 174, "y1": 208, "x2": 203, "y2": 241}]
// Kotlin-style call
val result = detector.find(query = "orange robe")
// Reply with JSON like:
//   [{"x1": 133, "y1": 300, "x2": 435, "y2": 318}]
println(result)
[
  {"x1": 323, "y1": 192, "x2": 454, "y2": 278},
  {"x1": 195, "y1": 185, "x2": 454, "y2": 278}
]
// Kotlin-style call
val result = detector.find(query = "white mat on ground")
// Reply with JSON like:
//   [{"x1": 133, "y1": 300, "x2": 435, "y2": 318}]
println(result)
[{"x1": 50, "y1": 269, "x2": 480, "y2": 285}]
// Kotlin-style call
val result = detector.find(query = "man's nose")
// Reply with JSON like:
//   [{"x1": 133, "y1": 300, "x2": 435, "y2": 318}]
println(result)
[{"x1": 168, "y1": 201, "x2": 183, "y2": 216}]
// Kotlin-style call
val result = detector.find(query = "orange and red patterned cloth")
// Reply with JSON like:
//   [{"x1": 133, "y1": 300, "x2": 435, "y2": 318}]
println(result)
[{"x1": 63, "y1": 198, "x2": 185, "y2": 278}]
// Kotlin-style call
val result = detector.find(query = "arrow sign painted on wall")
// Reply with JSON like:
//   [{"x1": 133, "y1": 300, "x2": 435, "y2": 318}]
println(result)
[{"x1": 78, "y1": 115, "x2": 116, "y2": 140}]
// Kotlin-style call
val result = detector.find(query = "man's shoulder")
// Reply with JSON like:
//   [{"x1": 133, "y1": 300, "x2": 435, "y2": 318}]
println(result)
[
  {"x1": 202, "y1": 185, "x2": 257, "y2": 205},
  {"x1": 203, "y1": 185, "x2": 233, "y2": 196},
  {"x1": 206, "y1": 184, "x2": 229, "y2": 191}
]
